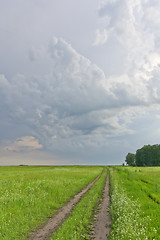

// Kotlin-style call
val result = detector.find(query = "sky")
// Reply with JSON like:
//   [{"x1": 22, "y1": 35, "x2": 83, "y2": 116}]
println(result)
[{"x1": 1, "y1": 0, "x2": 160, "y2": 165}]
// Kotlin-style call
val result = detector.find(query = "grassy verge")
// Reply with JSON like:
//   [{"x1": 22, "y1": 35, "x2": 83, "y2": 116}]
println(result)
[
  {"x1": 109, "y1": 167, "x2": 159, "y2": 240},
  {"x1": 0, "y1": 166, "x2": 103, "y2": 240},
  {"x1": 51, "y1": 168, "x2": 107, "y2": 240}
]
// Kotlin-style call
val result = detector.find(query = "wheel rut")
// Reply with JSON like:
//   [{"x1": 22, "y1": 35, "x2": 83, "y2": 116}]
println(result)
[
  {"x1": 92, "y1": 169, "x2": 111, "y2": 240},
  {"x1": 29, "y1": 170, "x2": 104, "y2": 240}
]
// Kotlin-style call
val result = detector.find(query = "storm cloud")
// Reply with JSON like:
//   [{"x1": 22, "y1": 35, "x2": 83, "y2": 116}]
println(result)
[{"x1": 1, "y1": 0, "x2": 160, "y2": 164}]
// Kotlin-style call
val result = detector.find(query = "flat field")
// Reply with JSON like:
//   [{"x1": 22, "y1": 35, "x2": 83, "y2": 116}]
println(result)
[
  {"x1": 0, "y1": 166, "x2": 103, "y2": 240},
  {"x1": 109, "y1": 166, "x2": 160, "y2": 240},
  {"x1": 2, "y1": 165, "x2": 160, "y2": 240}
]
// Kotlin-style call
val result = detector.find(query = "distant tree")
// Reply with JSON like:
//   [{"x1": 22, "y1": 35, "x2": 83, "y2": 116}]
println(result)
[
  {"x1": 136, "y1": 144, "x2": 160, "y2": 166},
  {"x1": 126, "y1": 144, "x2": 160, "y2": 167},
  {"x1": 125, "y1": 153, "x2": 136, "y2": 166}
]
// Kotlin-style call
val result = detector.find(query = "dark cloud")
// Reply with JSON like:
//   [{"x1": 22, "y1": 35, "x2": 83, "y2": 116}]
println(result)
[
  {"x1": 0, "y1": 39, "x2": 136, "y2": 158},
  {"x1": 1, "y1": 37, "x2": 159, "y2": 163},
  {"x1": 1, "y1": 0, "x2": 160, "y2": 164}
]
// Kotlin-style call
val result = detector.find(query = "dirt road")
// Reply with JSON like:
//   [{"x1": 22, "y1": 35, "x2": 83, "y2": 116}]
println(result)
[
  {"x1": 29, "y1": 170, "x2": 104, "y2": 240},
  {"x1": 93, "y1": 170, "x2": 111, "y2": 239}
]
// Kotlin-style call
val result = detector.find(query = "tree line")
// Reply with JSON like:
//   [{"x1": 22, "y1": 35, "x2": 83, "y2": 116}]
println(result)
[{"x1": 125, "y1": 144, "x2": 160, "y2": 166}]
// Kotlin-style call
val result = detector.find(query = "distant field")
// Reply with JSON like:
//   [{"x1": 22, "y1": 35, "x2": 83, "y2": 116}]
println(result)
[
  {"x1": 109, "y1": 166, "x2": 160, "y2": 239},
  {"x1": 0, "y1": 166, "x2": 103, "y2": 240}
]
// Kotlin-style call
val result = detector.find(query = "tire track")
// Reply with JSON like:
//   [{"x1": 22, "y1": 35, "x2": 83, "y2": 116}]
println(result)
[
  {"x1": 92, "y1": 169, "x2": 111, "y2": 240},
  {"x1": 29, "y1": 170, "x2": 104, "y2": 240}
]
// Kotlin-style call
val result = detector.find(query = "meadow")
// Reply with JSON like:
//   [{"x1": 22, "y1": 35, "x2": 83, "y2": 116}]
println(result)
[
  {"x1": 109, "y1": 166, "x2": 160, "y2": 240},
  {"x1": 1, "y1": 165, "x2": 160, "y2": 240},
  {"x1": 0, "y1": 166, "x2": 103, "y2": 240}
]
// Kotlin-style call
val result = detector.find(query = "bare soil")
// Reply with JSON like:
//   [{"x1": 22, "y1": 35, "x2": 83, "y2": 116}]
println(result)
[
  {"x1": 92, "y1": 170, "x2": 111, "y2": 240},
  {"x1": 29, "y1": 170, "x2": 104, "y2": 240}
]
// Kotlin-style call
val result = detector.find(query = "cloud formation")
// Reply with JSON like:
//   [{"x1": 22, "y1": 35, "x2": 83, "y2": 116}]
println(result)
[
  {"x1": 1, "y1": 0, "x2": 160, "y2": 165},
  {"x1": 1, "y1": 136, "x2": 42, "y2": 153},
  {"x1": 0, "y1": 37, "x2": 138, "y2": 159},
  {"x1": 1, "y1": 0, "x2": 160, "y2": 164},
  {"x1": 98, "y1": 0, "x2": 160, "y2": 74},
  {"x1": 95, "y1": 0, "x2": 160, "y2": 107},
  {"x1": 1, "y1": 33, "x2": 160, "y2": 162},
  {"x1": 93, "y1": 29, "x2": 108, "y2": 46}
]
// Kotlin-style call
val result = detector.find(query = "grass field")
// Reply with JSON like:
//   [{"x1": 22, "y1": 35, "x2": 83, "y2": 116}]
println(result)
[
  {"x1": 2, "y1": 165, "x2": 160, "y2": 240},
  {"x1": 0, "y1": 166, "x2": 103, "y2": 240},
  {"x1": 109, "y1": 166, "x2": 160, "y2": 239}
]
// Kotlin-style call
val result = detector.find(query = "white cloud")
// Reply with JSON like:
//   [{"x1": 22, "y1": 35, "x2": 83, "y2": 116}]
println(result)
[
  {"x1": 97, "y1": 0, "x2": 160, "y2": 69},
  {"x1": 95, "y1": 0, "x2": 160, "y2": 103},
  {"x1": 93, "y1": 29, "x2": 108, "y2": 46}
]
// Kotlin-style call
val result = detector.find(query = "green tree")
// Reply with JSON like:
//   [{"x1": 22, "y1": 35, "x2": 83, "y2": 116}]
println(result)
[
  {"x1": 125, "y1": 153, "x2": 136, "y2": 166},
  {"x1": 136, "y1": 144, "x2": 160, "y2": 166}
]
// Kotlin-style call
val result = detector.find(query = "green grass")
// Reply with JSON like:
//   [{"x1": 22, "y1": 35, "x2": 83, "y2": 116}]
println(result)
[
  {"x1": 51, "y1": 169, "x2": 107, "y2": 240},
  {"x1": 109, "y1": 166, "x2": 160, "y2": 240},
  {"x1": 0, "y1": 166, "x2": 103, "y2": 240}
]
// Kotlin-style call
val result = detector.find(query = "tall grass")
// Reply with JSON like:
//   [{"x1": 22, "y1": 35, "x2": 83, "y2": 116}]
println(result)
[{"x1": 0, "y1": 166, "x2": 103, "y2": 240}]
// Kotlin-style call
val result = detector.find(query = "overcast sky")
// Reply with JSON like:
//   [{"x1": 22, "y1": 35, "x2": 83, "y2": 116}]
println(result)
[{"x1": 1, "y1": 0, "x2": 160, "y2": 165}]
